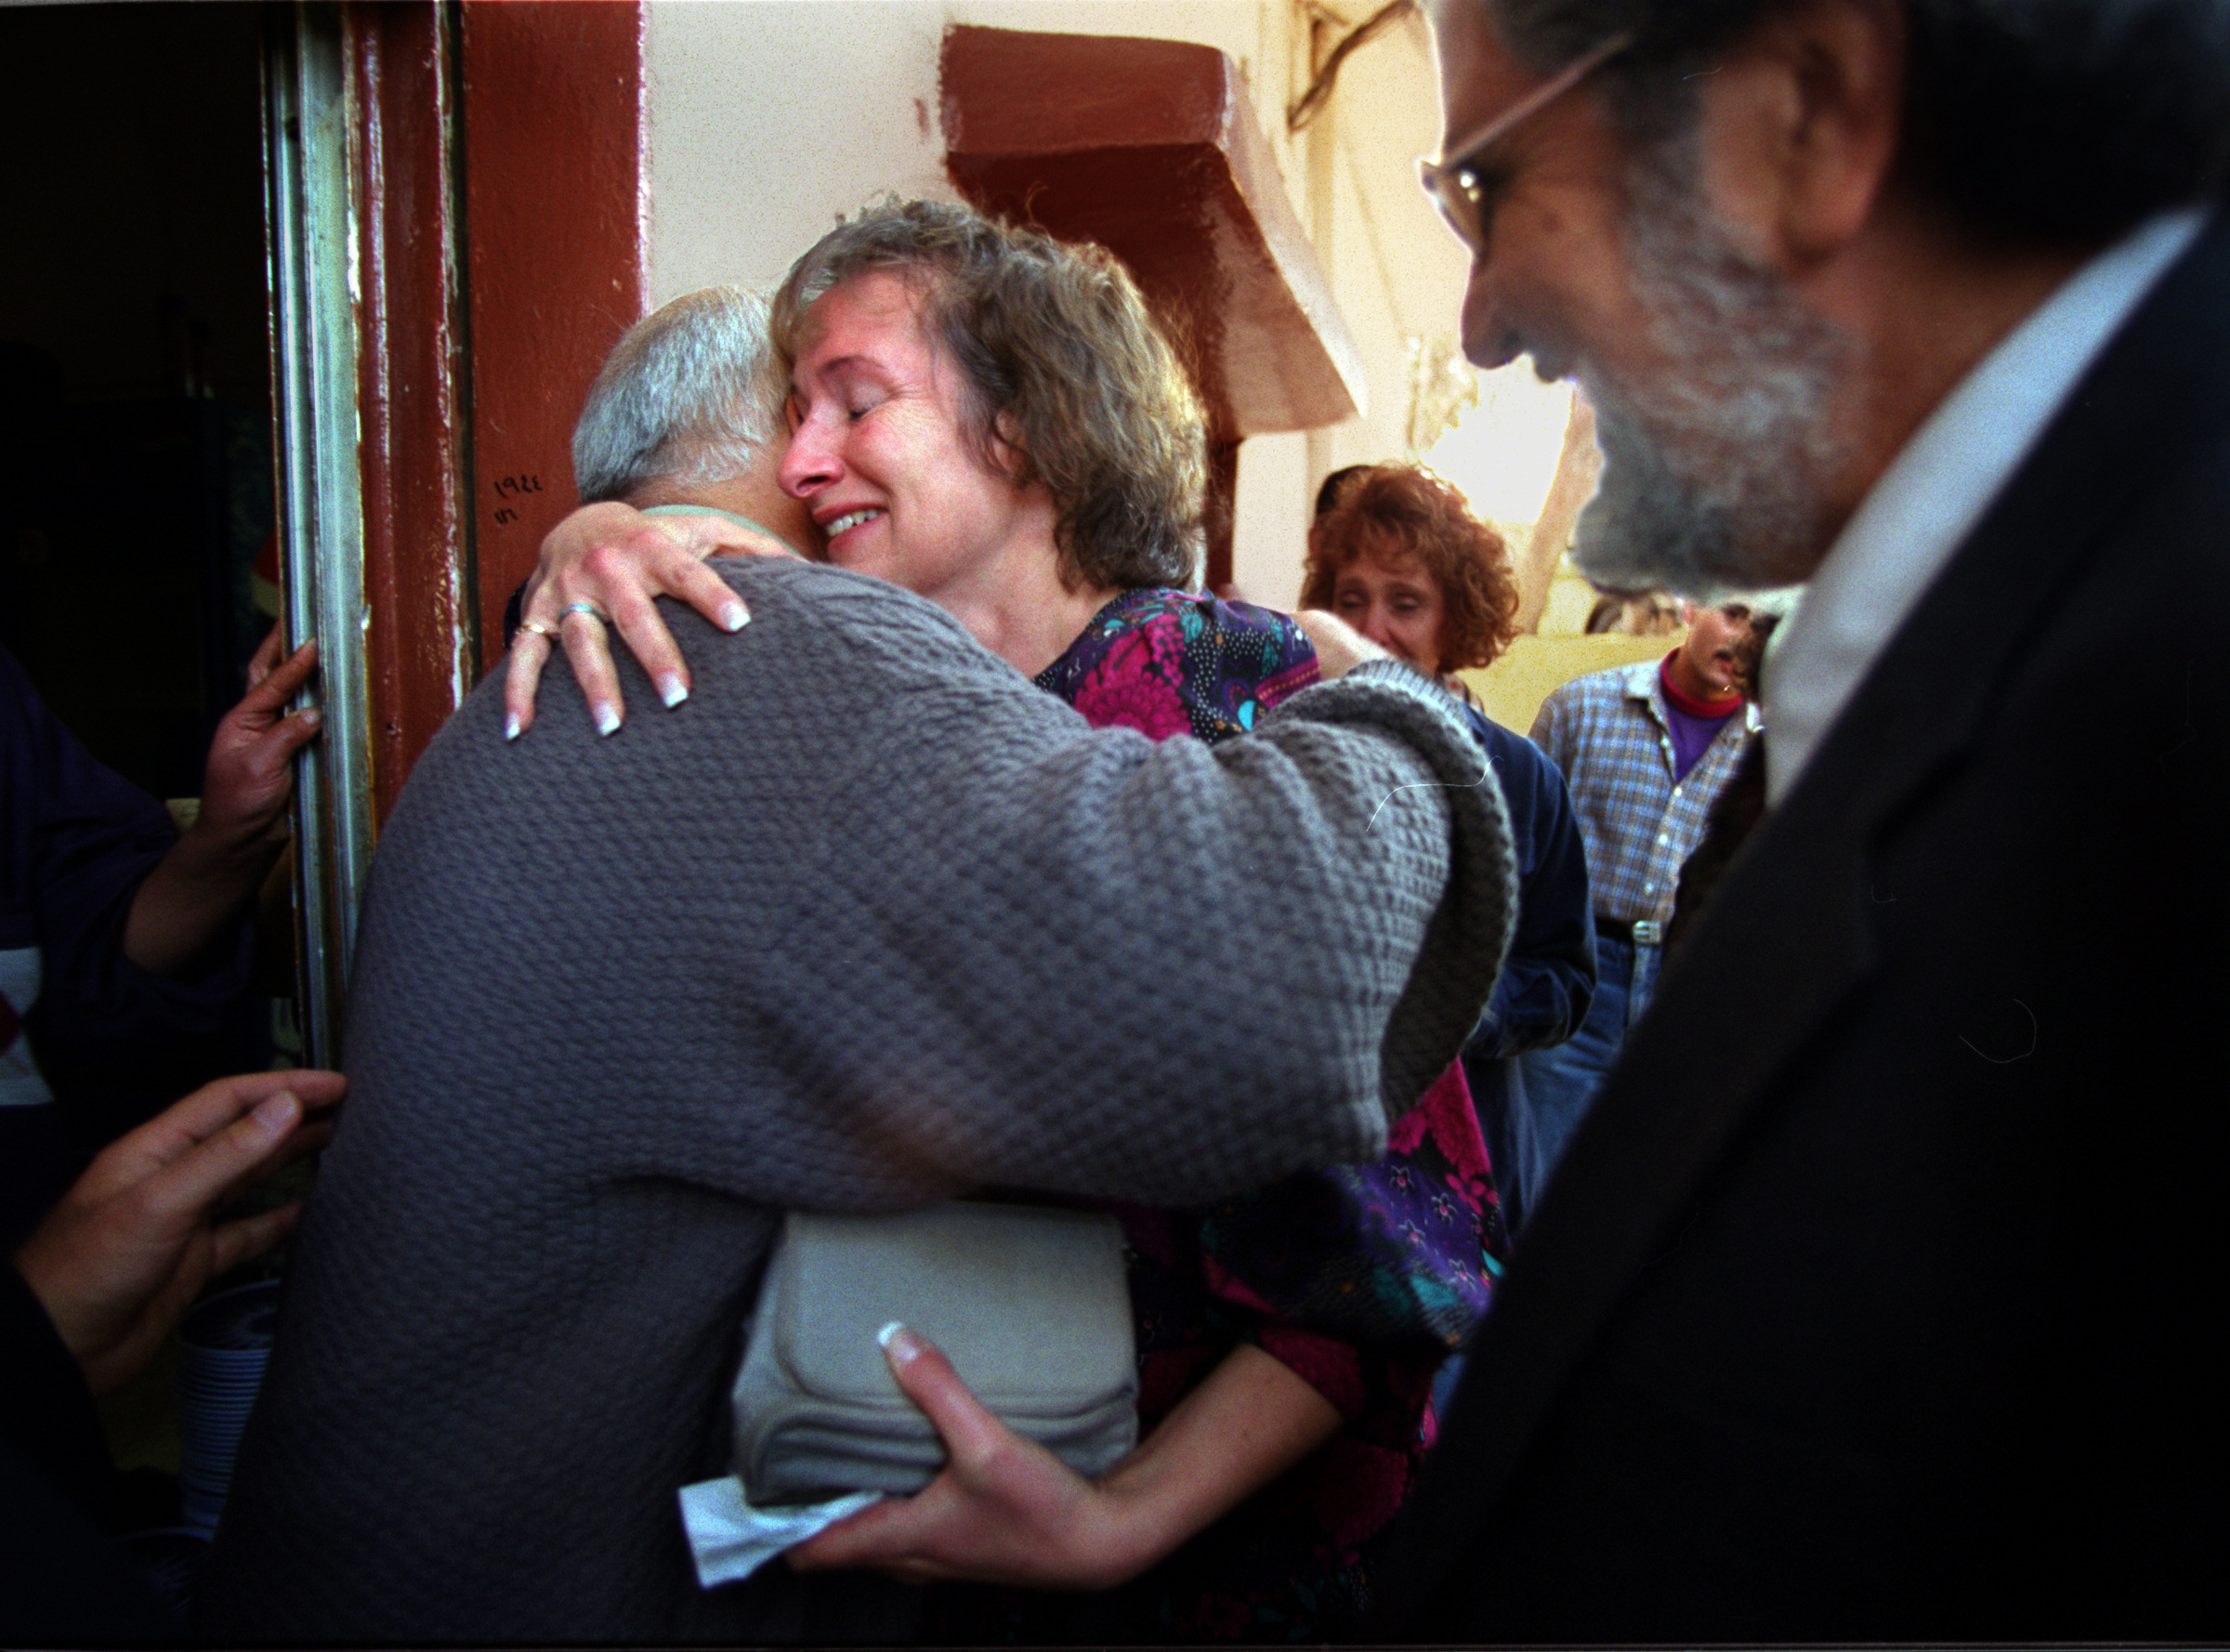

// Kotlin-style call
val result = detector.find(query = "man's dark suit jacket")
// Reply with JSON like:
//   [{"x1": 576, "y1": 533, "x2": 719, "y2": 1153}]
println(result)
[{"x1": 1380, "y1": 208, "x2": 2230, "y2": 1643}]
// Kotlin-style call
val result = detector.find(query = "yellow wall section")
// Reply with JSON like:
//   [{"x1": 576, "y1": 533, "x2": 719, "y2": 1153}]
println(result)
[{"x1": 1459, "y1": 632, "x2": 1672, "y2": 736}]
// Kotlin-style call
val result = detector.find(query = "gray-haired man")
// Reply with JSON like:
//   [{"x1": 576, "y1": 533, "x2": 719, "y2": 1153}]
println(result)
[{"x1": 503, "y1": 285, "x2": 813, "y2": 739}]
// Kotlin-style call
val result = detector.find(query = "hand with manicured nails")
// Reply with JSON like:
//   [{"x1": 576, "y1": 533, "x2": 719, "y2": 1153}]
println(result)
[
  {"x1": 785, "y1": 1321, "x2": 1122, "y2": 1589},
  {"x1": 786, "y1": 1323, "x2": 1338, "y2": 1590},
  {"x1": 12, "y1": 1069, "x2": 346, "y2": 1395},
  {"x1": 505, "y1": 503, "x2": 799, "y2": 741}
]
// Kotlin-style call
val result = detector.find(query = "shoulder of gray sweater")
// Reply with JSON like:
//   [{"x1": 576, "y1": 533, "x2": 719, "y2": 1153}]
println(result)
[
  {"x1": 1266, "y1": 658, "x2": 1520, "y2": 1124},
  {"x1": 700, "y1": 557, "x2": 988, "y2": 657},
  {"x1": 1304, "y1": 657, "x2": 1515, "y2": 895},
  {"x1": 677, "y1": 560, "x2": 1098, "y2": 750},
  {"x1": 681, "y1": 557, "x2": 1075, "y2": 703},
  {"x1": 1267, "y1": 659, "x2": 1494, "y2": 791}
]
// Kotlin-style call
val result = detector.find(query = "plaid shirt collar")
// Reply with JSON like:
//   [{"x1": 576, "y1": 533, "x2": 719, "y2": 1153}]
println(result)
[{"x1": 1620, "y1": 658, "x2": 1765, "y2": 749}]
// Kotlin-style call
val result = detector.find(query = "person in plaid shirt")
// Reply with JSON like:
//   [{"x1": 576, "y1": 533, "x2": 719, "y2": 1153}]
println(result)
[{"x1": 1508, "y1": 602, "x2": 1761, "y2": 1219}]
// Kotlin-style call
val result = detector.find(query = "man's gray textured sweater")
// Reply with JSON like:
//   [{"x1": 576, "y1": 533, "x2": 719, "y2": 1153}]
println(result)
[{"x1": 201, "y1": 561, "x2": 1515, "y2": 1642}]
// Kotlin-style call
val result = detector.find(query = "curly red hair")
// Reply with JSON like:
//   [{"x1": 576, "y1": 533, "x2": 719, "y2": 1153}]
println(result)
[{"x1": 1300, "y1": 464, "x2": 1521, "y2": 673}]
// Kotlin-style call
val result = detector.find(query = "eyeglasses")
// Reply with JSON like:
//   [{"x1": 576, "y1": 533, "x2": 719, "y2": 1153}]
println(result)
[{"x1": 1417, "y1": 32, "x2": 1635, "y2": 258}]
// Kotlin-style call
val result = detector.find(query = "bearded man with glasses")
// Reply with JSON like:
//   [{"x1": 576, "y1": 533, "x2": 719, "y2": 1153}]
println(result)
[{"x1": 1378, "y1": 0, "x2": 2230, "y2": 1642}]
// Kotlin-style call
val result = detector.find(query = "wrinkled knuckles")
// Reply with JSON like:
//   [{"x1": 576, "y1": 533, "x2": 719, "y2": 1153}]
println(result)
[
  {"x1": 578, "y1": 543, "x2": 647, "y2": 589},
  {"x1": 623, "y1": 524, "x2": 690, "y2": 565}
]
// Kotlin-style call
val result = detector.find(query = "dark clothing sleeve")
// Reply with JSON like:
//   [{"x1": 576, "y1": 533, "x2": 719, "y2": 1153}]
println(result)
[
  {"x1": 0, "y1": 1264, "x2": 171, "y2": 1641},
  {"x1": 0, "y1": 1263, "x2": 112, "y2": 1522},
  {"x1": 1666, "y1": 741, "x2": 1769, "y2": 955},
  {"x1": 1463, "y1": 708, "x2": 1595, "y2": 1060},
  {"x1": 0, "y1": 647, "x2": 262, "y2": 1157}
]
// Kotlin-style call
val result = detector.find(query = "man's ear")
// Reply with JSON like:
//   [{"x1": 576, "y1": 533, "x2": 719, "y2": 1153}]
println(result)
[{"x1": 1698, "y1": 0, "x2": 1906, "y2": 269}]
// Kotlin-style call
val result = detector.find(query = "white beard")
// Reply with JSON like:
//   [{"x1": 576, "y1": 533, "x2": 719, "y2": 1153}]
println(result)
[{"x1": 1568, "y1": 152, "x2": 1851, "y2": 598}]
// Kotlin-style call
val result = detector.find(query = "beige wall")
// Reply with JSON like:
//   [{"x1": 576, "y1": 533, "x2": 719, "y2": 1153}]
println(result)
[{"x1": 639, "y1": 0, "x2": 1489, "y2": 609}]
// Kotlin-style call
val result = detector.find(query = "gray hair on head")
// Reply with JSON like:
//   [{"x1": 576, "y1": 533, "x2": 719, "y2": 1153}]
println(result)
[{"x1": 571, "y1": 286, "x2": 780, "y2": 505}]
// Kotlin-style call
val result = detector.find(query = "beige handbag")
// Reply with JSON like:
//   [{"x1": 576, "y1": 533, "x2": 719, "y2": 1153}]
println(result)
[{"x1": 728, "y1": 1200, "x2": 1139, "y2": 1505}]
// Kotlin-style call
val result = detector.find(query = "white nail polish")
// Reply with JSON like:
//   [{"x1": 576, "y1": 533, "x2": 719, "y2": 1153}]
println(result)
[
  {"x1": 595, "y1": 704, "x2": 621, "y2": 737},
  {"x1": 505, "y1": 713, "x2": 521, "y2": 741},
  {"x1": 722, "y1": 602, "x2": 749, "y2": 632},
  {"x1": 659, "y1": 675, "x2": 689, "y2": 708}
]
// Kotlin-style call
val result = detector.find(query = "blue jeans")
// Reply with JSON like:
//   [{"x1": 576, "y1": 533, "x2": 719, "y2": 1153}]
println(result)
[{"x1": 1504, "y1": 930, "x2": 1661, "y2": 1231}]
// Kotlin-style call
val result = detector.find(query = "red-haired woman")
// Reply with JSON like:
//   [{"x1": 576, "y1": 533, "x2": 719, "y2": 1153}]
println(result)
[{"x1": 1304, "y1": 465, "x2": 1597, "y2": 1237}]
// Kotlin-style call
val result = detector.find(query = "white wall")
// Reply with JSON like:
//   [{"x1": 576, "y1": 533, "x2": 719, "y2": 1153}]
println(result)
[
  {"x1": 645, "y1": 3, "x2": 955, "y2": 297},
  {"x1": 645, "y1": 1, "x2": 1299, "y2": 297},
  {"x1": 1232, "y1": 431, "x2": 1310, "y2": 604},
  {"x1": 641, "y1": 0, "x2": 1491, "y2": 603}
]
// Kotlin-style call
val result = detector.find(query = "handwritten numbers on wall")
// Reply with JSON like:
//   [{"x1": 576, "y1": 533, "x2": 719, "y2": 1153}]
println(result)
[{"x1": 490, "y1": 473, "x2": 544, "y2": 528}]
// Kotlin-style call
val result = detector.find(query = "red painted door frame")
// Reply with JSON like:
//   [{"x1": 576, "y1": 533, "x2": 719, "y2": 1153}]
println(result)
[
  {"x1": 344, "y1": 0, "x2": 644, "y2": 824},
  {"x1": 456, "y1": 0, "x2": 646, "y2": 655},
  {"x1": 348, "y1": 3, "x2": 473, "y2": 830}
]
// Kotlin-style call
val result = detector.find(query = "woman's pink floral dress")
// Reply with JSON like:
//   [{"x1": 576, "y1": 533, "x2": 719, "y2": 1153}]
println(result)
[{"x1": 1014, "y1": 588, "x2": 1507, "y2": 1642}]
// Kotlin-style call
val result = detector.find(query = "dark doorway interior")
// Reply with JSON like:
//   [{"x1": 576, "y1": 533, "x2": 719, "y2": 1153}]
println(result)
[{"x1": 0, "y1": 2, "x2": 273, "y2": 803}]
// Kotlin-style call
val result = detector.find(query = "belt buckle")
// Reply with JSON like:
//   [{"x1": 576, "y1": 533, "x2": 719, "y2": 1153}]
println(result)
[{"x1": 1632, "y1": 919, "x2": 1663, "y2": 947}]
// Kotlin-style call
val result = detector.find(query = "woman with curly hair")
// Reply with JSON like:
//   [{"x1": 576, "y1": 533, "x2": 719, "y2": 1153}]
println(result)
[
  {"x1": 1305, "y1": 465, "x2": 1598, "y2": 1238},
  {"x1": 1303, "y1": 463, "x2": 1521, "y2": 687}
]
